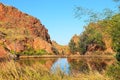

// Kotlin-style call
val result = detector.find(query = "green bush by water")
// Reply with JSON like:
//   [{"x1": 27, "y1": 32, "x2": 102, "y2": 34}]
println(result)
[
  {"x1": 10, "y1": 47, "x2": 48, "y2": 55},
  {"x1": 106, "y1": 62, "x2": 120, "y2": 80},
  {"x1": 116, "y1": 52, "x2": 120, "y2": 61}
]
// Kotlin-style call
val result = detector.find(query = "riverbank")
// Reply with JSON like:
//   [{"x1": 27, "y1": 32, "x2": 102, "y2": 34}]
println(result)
[
  {"x1": 19, "y1": 55, "x2": 114, "y2": 59},
  {"x1": 0, "y1": 60, "x2": 112, "y2": 80}
]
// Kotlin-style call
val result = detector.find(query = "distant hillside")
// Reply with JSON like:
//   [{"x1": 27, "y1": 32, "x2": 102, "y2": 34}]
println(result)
[
  {"x1": 0, "y1": 3, "x2": 54, "y2": 56},
  {"x1": 52, "y1": 41, "x2": 70, "y2": 55}
]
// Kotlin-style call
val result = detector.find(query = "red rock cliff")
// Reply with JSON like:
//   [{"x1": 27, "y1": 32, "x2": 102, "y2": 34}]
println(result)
[{"x1": 0, "y1": 3, "x2": 53, "y2": 56}]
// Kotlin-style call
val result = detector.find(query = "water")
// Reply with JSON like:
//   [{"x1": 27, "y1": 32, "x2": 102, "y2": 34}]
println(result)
[
  {"x1": 17, "y1": 57, "x2": 115, "y2": 75},
  {"x1": 51, "y1": 58, "x2": 70, "y2": 74}
]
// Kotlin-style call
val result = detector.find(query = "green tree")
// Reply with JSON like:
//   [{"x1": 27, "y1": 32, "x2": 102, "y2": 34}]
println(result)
[
  {"x1": 110, "y1": 14, "x2": 120, "y2": 52},
  {"x1": 78, "y1": 24, "x2": 105, "y2": 54},
  {"x1": 74, "y1": 0, "x2": 120, "y2": 61},
  {"x1": 69, "y1": 39, "x2": 77, "y2": 54},
  {"x1": 109, "y1": 14, "x2": 120, "y2": 61}
]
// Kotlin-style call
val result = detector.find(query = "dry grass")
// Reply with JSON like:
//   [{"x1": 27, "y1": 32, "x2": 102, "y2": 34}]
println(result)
[
  {"x1": 0, "y1": 60, "x2": 111, "y2": 80},
  {"x1": 0, "y1": 27, "x2": 32, "y2": 41}
]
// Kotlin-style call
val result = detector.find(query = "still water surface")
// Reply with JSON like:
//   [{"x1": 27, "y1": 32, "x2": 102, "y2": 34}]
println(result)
[
  {"x1": 51, "y1": 58, "x2": 70, "y2": 74},
  {"x1": 17, "y1": 57, "x2": 115, "y2": 74}
]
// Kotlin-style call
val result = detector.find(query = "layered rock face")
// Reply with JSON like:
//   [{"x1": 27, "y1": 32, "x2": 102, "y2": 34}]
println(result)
[{"x1": 0, "y1": 3, "x2": 53, "y2": 56}]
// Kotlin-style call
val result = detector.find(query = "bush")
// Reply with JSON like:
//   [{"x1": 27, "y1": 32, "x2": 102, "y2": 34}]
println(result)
[
  {"x1": 69, "y1": 39, "x2": 77, "y2": 54},
  {"x1": 116, "y1": 52, "x2": 120, "y2": 61},
  {"x1": 19, "y1": 46, "x2": 47, "y2": 55},
  {"x1": 110, "y1": 14, "x2": 120, "y2": 53},
  {"x1": 21, "y1": 47, "x2": 35, "y2": 55},
  {"x1": 106, "y1": 62, "x2": 120, "y2": 80},
  {"x1": 78, "y1": 26, "x2": 105, "y2": 54},
  {"x1": 35, "y1": 49, "x2": 47, "y2": 55},
  {"x1": 10, "y1": 50, "x2": 16, "y2": 54}
]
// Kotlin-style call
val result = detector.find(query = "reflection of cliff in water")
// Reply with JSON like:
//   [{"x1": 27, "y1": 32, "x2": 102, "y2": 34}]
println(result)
[
  {"x1": 17, "y1": 58, "x2": 57, "y2": 69},
  {"x1": 68, "y1": 58, "x2": 115, "y2": 74},
  {"x1": 16, "y1": 57, "x2": 115, "y2": 74}
]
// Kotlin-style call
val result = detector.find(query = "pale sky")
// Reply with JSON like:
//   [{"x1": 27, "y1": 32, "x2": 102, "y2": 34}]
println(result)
[{"x1": 0, "y1": 0, "x2": 117, "y2": 45}]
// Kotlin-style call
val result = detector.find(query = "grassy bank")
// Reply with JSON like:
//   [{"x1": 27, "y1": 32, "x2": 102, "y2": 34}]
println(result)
[{"x1": 0, "y1": 60, "x2": 112, "y2": 80}]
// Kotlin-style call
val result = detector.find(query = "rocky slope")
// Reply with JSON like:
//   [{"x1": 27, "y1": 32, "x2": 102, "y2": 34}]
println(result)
[
  {"x1": 0, "y1": 3, "x2": 53, "y2": 57},
  {"x1": 52, "y1": 35, "x2": 80, "y2": 55},
  {"x1": 52, "y1": 41, "x2": 70, "y2": 55}
]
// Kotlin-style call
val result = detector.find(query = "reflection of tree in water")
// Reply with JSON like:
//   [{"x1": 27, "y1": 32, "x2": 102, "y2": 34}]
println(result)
[
  {"x1": 88, "y1": 60, "x2": 107, "y2": 72},
  {"x1": 88, "y1": 58, "x2": 115, "y2": 73},
  {"x1": 69, "y1": 59, "x2": 89, "y2": 74},
  {"x1": 68, "y1": 58, "x2": 115, "y2": 74},
  {"x1": 16, "y1": 58, "x2": 115, "y2": 75}
]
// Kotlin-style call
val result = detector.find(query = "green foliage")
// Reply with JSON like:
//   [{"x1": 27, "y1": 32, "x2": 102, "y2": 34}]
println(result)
[
  {"x1": 106, "y1": 62, "x2": 120, "y2": 80},
  {"x1": 116, "y1": 52, "x2": 120, "y2": 61},
  {"x1": 78, "y1": 25, "x2": 105, "y2": 54},
  {"x1": 70, "y1": 59, "x2": 89, "y2": 73},
  {"x1": 78, "y1": 34, "x2": 87, "y2": 54},
  {"x1": 10, "y1": 50, "x2": 16, "y2": 54},
  {"x1": 74, "y1": 0, "x2": 120, "y2": 23},
  {"x1": 76, "y1": 13, "x2": 120, "y2": 55},
  {"x1": 110, "y1": 14, "x2": 120, "y2": 52},
  {"x1": 69, "y1": 39, "x2": 77, "y2": 54},
  {"x1": 75, "y1": 7, "x2": 115, "y2": 23},
  {"x1": 36, "y1": 49, "x2": 47, "y2": 55},
  {"x1": 19, "y1": 47, "x2": 47, "y2": 55},
  {"x1": 21, "y1": 47, "x2": 35, "y2": 55},
  {"x1": 74, "y1": 0, "x2": 120, "y2": 56}
]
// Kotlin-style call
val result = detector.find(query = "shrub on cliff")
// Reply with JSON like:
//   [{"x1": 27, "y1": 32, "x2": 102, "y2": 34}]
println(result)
[
  {"x1": 116, "y1": 52, "x2": 120, "y2": 61},
  {"x1": 106, "y1": 62, "x2": 120, "y2": 80},
  {"x1": 108, "y1": 14, "x2": 120, "y2": 61},
  {"x1": 78, "y1": 25, "x2": 105, "y2": 54},
  {"x1": 22, "y1": 48, "x2": 35, "y2": 55},
  {"x1": 36, "y1": 49, "x2": 47, "y2": 55}
]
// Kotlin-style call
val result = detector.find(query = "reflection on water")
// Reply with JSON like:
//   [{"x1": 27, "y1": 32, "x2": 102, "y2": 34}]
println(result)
[
  {"x1": 51, "y1": 58, "x2": 70, "y2": 74},
  {"x1": 16, "y1": 57, "x2": 115, "y2": 75}
]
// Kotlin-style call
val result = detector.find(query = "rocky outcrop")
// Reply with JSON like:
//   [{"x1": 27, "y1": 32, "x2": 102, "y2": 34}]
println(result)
[
  {"x1": 33, "y1": 37, "x2": 53, "y2": 53},
  {"x1": 0, "y1": 3, "x2": 51, "y2": 43},
  {"x1": 70, "y1": 32, "x2": 114, "y2": 55},
  {"x1": 0, "y1": 3, "x2": 53, "y2": 56},
  {"x1": 52, "y1": 41, "x2": 70, "y2": 55}
]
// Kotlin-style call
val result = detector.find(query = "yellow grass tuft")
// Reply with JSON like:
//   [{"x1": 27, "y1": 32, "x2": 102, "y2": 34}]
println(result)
[{"x1": 0, "y1": 60, "x2": 112, "y2": 80}]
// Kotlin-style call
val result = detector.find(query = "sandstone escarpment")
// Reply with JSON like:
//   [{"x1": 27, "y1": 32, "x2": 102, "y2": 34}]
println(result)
[
  {"x1": 0, "y1": 3, "x2": 53, "y2": 56},
  {"x1": 0, "y1": 3, "x2": 51, "y2": 43}
]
